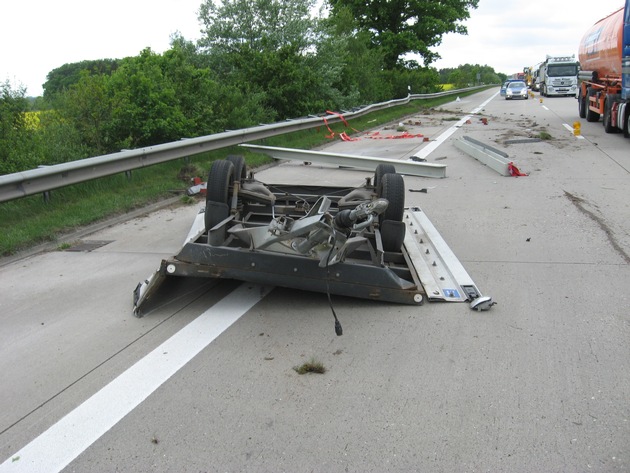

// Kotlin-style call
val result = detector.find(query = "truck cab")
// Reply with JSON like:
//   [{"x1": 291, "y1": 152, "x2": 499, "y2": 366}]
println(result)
[{"x1": 540, "y1": 55, "x2": 579, "y2": 97}]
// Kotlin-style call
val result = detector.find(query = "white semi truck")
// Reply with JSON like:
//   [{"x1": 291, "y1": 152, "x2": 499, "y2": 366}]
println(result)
[{"x1": 538, "y1": 54, "x2": 579, "y2": 97}]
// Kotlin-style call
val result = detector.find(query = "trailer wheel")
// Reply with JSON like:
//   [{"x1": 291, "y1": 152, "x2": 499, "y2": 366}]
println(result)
[
  {"x1": 205, "y1": 160, "x2": 235, "y2": 231},
  {"x1": 379, "y1": 173, "x2": 404, "y2": 222},
  {"x1": 378, "y1": 173, "x2": 405, "y2": 252},
  {"x1": 374, "y1": 164, "x2": 396, "y2": 190},
  {"x1": 380, "y1": 220, "x2": 406, "y2": 253},
  {"x1": 226, "y1": 154, "x2": 247, "y2": 182},
  {"x1": 586, "y1": 88, "x2": 600, "y2": 122},
  {"x1": 578, "y1": 89, "x2": 587, "y2": 119},
  {"x1": 624, "y1": 106, "x2": 630, "y2": 139}
]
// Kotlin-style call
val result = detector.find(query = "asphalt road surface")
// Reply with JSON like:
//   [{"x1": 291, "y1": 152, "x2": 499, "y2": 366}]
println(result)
[{"x1": 1, "y1": 88, "x2": 629, "y2": 472}]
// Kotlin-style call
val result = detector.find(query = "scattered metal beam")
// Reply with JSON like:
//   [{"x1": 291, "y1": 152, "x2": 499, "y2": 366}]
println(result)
[
  {"x1": 240, "y1": 144, "x2": 447, "y2": 179},
  {"x1": 453, "y1": 136, "x2": 511, "y2": 176}
]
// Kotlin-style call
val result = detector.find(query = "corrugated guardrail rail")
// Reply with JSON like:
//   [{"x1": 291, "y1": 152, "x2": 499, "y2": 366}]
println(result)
[{"x1": 0, "y1": 86, "x2": 491, "y2": 203}]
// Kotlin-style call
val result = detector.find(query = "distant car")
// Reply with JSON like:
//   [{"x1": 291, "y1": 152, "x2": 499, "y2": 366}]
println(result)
[
  {"x1": 505, "y1": 81, "x2": 528, "y2": 100},
  {"x1": 500, "y1": 79, "x2": 523, "y2": 96}
]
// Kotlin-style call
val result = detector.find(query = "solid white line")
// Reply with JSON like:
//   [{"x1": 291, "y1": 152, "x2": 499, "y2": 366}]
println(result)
[
  {"x1": 563, "y1": 123, "x2": 585, "y2": 139},
  {"x1": 0, "y1": 283, "x2": 271, "y2": 473},
  {"x1": 410, "y1": 92, "x2": 499, "y2": 161}
]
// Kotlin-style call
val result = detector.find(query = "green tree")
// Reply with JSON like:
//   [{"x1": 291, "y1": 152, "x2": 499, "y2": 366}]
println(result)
[
  {"x1": 328, "y1": 0, "x2": 479, "y2": 70},
  {"x1": 198, "y1": 0, "x2": 317, "y2": 56},
  {"x1": 198, "y1": 0, "x2": 360, "y2": 118},
  {"x1": 319, "y1": 5, "x2": 390, "y2": 103},
  {"x1": 0, "y1": 81, "x2": 37, "y2": 174},
  {"x1": 445, "y1": 64, "x2": 501, "y2": 88},
  {"x1": 43, "y1": 59, "x2": 119, "y2": 100},
  {"x1": 105, "y1": 49, "x2": 195, "y2": 149},
  {"x1": 53, "y1": 44, "x2": 273, "y2": 153},
  {"x1": 58, "y1": 71, "x2": 114, "y2": 155}
]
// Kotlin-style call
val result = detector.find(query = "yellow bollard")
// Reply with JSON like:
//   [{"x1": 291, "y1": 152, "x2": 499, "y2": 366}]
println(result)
[
  {"x1": 573, "y1": 121, "x2": 581, "y2": 136},
  {"x1": 539, "y1": 97, "x2": 543, "y2": 103}
]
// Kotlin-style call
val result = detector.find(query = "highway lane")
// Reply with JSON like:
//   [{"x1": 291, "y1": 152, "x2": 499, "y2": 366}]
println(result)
[{"x1": 1, "y1": 87, "x2": 629, "y2": 472}]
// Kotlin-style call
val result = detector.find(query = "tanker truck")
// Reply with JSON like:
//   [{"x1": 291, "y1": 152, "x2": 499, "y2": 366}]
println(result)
[{"x1": 577, "y1": 1, "x2": 630, "y2": 136}]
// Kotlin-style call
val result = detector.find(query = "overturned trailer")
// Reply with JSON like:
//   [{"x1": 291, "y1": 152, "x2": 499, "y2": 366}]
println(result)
[{"x1": 133, "y1": 154, "x2": 492, "y2": 316}]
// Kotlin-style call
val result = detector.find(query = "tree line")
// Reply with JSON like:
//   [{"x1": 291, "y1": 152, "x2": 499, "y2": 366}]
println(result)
[{"x1": 1, "y1": 0, "x2": 504, "y2": 176}]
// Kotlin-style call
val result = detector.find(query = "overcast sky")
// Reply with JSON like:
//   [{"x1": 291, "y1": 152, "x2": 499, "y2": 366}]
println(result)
[
  {"x1": 432, "y1": 0, "x2": 623, "y2": 76},
  {"x1": 1, "y1": 0, "x2": 625, "y2": 97}
]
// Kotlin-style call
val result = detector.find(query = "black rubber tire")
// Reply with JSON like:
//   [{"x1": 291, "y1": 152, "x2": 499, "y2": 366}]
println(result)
[
  {"x1": 578, "y1": 89, "x2": 587, "y2": 119},
  {"x1": 374, "y1": 164, "x2": 396, "y2": 190},
  {"x1": 378, "y1": 173, "x2": 405, "y2": 223},
  {"x1": 586, "y1": 88, "x2": 600, "y2": 122},
  {"x1": 226, "y1": 154, "x2": 247, "y2": 182},
  {"x1": 603, "y1": 95, "x2": 620, "y2": 134},
  {"x1": 624, "y1": 107, "x2": 630, "y2": 139},
  {"x1": 205, "y1": 160, "x2": 234, "y2": 231},
  {"x1": 380, "y1": 220, "x2": 406, "y2": 253},
  {"x1": 603, "y1": 99, "x2": 613, "y2": 133}
]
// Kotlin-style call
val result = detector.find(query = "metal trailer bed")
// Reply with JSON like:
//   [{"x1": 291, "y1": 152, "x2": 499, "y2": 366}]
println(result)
[{"x1": 133, "y1": 156, "x2": 490, "y2": 316}]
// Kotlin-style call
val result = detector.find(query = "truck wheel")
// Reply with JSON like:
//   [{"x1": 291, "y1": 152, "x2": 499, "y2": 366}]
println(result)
[
  {"x1": 603, "y1": 98, "x2": 614, "y2": 133},
  {"x1": 578, "y1": 90, "x2": 587, "y2": 119},
  {"x1": 586, "y1": 88, "x2": 600, "y2": 122},
  {"x1": 624, "y1": 106, "x2": 630, "y2": 138},
  {"x1": 205, "y1": 160, "x2": 234, "y2": 231},
  {"x1": 378, "y1": 173, "x2": 405, "y2": 252}
]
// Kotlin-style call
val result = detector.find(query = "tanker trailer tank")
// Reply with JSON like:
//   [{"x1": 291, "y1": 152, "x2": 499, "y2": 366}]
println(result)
[{"x1": 577, "y1": 1, "x2": 630, "y2": 136}]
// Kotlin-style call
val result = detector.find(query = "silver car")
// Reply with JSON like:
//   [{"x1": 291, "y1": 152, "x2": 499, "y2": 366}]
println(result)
[{"x1": 505, "y1": 81, "x2": 528, "y2": 100}]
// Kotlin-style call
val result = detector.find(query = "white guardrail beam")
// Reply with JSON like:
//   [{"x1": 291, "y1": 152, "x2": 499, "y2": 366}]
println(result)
[
  {"x1": 0, "y1": 86, "x2": 490, "y2": 203},
  {"x1": 240, "y1": 144, "x2": 447, "y2": 178}
]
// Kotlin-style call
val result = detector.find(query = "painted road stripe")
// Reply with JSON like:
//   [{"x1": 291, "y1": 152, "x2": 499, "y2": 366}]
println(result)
[
  {"x1": 409, "y1": 92, "x2": 499, "y2": 161},
  {"x1": 0, "y1": 283, "x2": 271, "y2": 473},
  {"x1": 563, "y1": 123, "x2": 585, "y2": 139}
]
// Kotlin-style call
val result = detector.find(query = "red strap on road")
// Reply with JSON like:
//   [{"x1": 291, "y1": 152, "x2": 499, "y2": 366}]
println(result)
[
  {"x1": 366, "y1": 131, "x2": 426, "y2": 140},
  {"x1": 340, "y1": 132, "x2": 359, "y2": 141},
  {"x1": 508, "y1": 162, "x2": 528, "y2": 176}
]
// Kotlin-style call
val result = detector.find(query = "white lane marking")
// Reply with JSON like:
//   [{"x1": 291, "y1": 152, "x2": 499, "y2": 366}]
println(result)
[
  {"x1": 542, "y1": 105, "x2": 550, "y2": 111},
  {"x1": 563, "y1": 123, "x2": 585, "y2": 139},
  {"x1": 0, "y1": 283, "x2": 271, "y2": 473},
  {"x1": 410, "y1": 92, "x2": 499, "y2": 161}
]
